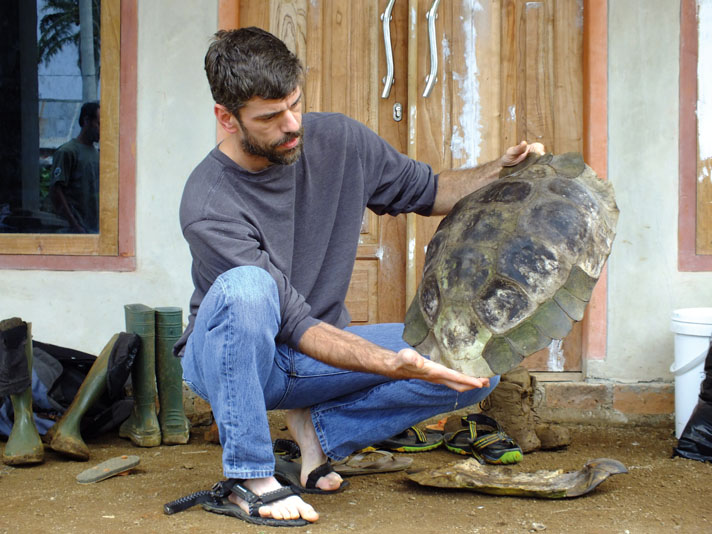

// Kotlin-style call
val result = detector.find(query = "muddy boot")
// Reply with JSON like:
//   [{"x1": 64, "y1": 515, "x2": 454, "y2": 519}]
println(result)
[
  {"x1": 1, "y1": 319, "x2": 44, "y2": 465},
  {"x1": 119, "y1": 304, "x2": 161, "y2": 447},
  {"x1": 47, "y1": 334, "x2": 120, "y2": 461},
  {"x1": 481, "y1": 367, "x2": 571, "y2": 452},
  {"x1": 155, "y1": 307, "x2": 190, "y2": 445},
  {"x1": 479, "y1": 366, "x2": 541, "y2": 453}
]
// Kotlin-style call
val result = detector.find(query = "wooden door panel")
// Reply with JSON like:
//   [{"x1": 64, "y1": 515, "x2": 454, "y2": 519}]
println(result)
[{"x1": 344, "y1": 260, "x2": 379, "y2": 323}]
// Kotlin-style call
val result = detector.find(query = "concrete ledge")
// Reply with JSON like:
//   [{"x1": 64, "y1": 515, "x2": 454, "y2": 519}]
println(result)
[
  {"x1": 179, "y1": 378, "x2": 676, "y2": 430},
  {"x1": 535, "y1": 380, "x2": 674, "y2": 428}
]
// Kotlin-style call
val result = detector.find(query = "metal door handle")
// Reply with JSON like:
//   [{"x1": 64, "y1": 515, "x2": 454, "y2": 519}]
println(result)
[
  {"x1": 381, "y1": 0, "x2": 397, "y2": 98},
  {"x1": 422, "y1": 0, "x2": 441, "y2": 98}
]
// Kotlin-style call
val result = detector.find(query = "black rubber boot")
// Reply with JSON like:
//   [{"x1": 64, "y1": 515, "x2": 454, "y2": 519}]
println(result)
[
  {"x1": 119, "y1": 304, "x2": 161, "y2": 447},
  {"x1": 1, "y1": 319, "x2": 44, "y2": 465},
  {"x1": 155, "y1": 307, "x2": 190, "y2": 445}
]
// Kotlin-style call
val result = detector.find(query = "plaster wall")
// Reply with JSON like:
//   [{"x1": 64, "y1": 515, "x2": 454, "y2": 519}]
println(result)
[
  {"x1": 0, "y1": 0, "x2": 216, "y2": 353},
  {"x1": 600, "y1": 0, "x2": 712, "y2": 383}
]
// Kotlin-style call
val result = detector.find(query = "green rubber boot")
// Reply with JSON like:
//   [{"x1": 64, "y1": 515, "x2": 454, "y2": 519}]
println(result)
[
  {"x1": 156, "y1": 307, "x2": 190, "y2": 445},
  {"x1": 119, "y1": 304, "x2": 161, "y2": 447},
  {"x1": 2, "y1": 320, "x2": 44, "y2": 466},
  {"x1": 47, "y1": 334, "x2": 119, "y2": 461}
]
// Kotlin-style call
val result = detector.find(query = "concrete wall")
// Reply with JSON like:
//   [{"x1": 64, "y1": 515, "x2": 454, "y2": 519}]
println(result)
[
  {"x1": 598, "y1": 0, "x2": 712, "y2": 384},
  {"x1": 1, "y1": 0, "x2": 216, "y2": 353}
]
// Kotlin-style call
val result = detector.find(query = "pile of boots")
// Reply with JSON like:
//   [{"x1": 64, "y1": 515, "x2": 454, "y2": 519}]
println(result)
[
  {"x1": 117, "y1": 304, "x2": 191, "y2": 448},
  {"x1": 479, "y1": 366, "x2": 571, "y2": 453},
  {"x1": 48, "y1": 304, "x2": 190, "y2": 459},
  {"x1": 1, "y1": 304, "x2": 190, "y2": 466}
]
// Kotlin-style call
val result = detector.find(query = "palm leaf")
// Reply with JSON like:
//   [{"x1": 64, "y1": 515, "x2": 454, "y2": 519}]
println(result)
[{"x1": 37, "y1": 0, "x2": 101, "y2": 77}]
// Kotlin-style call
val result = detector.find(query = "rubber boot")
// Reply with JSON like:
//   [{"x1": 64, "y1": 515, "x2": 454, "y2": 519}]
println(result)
[
  {"x1": 155, "y1": 307, "x2": 190, "y2": 445},
  {"x1": 46, "y1": 334, "x2": 119, "y2": 461},
  {"x1": 119, "y1": 304, "x2": 161, "y2": 447},
  {"x1": 2, "y1": 320, "x2": 44, "y2": 465}
]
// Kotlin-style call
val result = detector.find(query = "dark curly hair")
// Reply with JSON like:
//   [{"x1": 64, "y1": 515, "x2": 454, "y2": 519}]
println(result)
[{"x1": 204, "y1": 27, "x2": 303, "y2": 116}]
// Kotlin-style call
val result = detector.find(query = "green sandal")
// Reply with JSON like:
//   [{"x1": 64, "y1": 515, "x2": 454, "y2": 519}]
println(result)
[
  {"x1": 444, "y1": 414, "x2": 523, "y2": 465},
  {"x1": 375, "y1": 426, "x2": 443, "y2": 453}
]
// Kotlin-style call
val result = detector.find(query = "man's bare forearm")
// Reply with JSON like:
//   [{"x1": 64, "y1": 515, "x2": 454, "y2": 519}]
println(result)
[
  {"x1": 298, "y1": 321, "x2": 401, "y2": 377},
  {"x1": 298, "y1": 322, "x2": 490, "y2": 391},
  {"x1": 430, "y1": 141, "x2": 546, "y2": 216},
  {"x1": 431, "y1": 159, "x2": 502, "y2": 215}
]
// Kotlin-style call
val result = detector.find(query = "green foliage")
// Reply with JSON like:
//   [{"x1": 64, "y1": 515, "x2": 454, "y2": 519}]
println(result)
[
  {"x1": 39, "y1": 165, "x2": 52, "y2": 200},
  {"x1": 37, "y1": 0, "x2": 101, "y2": 77}
]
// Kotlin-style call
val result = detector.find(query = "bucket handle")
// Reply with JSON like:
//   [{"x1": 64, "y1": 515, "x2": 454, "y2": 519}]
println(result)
[{"x1": 670, "y1": 342, "x2": 710, "y2": 375}]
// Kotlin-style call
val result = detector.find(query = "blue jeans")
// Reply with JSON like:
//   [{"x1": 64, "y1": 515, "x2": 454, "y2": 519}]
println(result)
[{"x1": 182, "y1": 266, "x2": 499, "y2": 479}]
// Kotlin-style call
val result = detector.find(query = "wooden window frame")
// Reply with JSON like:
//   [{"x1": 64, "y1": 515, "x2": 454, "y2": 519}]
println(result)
[
  {"x1": 0, "y1": 0, "x2": 136, "y2": 271},
  {"x1": 679, "y1": 0, "x2": 711, "y2": 270}
]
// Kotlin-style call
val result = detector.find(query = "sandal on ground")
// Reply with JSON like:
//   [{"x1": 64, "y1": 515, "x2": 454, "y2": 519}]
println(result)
[
  {"x1": 163, "y1": 478, "x2": 309, "y2": 527},
  {"x1": 274, "y1": 455, "x2": 349, "y2": 494},
  {"x1": 443, "y1": 414, "x2": 523, "y2": 465},
  {"x1": 374, "y1": 426, "x2": 444, "y2": 453},
  {"x1": 333, "y1": 450, "x2": 413, "y2": 476},
  {"x1": 76, "y1": 455, "x2": 140, "y2": 484}
]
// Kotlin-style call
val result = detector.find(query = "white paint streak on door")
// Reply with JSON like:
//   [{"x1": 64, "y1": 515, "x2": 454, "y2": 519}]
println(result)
[{"x1": 450, "y1": 0, "x2": 484, "y2": 167}]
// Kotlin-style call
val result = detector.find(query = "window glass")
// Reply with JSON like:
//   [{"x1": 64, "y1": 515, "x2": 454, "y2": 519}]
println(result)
[{"x1": 0, "y1": 0, "x2": 100, "y2": 234}]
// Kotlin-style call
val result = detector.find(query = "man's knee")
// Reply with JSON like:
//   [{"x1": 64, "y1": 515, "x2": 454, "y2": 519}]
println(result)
[{"x1": 214, "y1": 265, "x2": 279, "y2": 317}]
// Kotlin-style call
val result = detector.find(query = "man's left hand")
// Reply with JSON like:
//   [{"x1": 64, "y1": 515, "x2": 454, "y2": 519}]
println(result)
[
  {"x1": 500, "y1": 140, "x2": 546, "y2": 167},
  {"x1": 391, "y1": 348, "x2": 491, "y2": 392}
]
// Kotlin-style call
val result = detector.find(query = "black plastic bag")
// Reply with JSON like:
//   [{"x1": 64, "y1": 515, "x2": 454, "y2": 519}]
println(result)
[
  {"x1": 673, "y1": 344, "x2": 712, "y2": 462},
  {"x1": 0, "y1": 334, "x2": 138, "y2": 439}
]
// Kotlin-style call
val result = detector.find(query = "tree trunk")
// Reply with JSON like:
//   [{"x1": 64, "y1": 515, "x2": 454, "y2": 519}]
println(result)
[{"x1": 79, "y1": 0, "x2": 97, "y2": 102}]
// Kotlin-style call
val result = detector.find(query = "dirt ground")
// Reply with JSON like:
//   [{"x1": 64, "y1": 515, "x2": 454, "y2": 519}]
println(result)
[{"x1": 1, "y1": 416, "x2": 710, "y2": 534}]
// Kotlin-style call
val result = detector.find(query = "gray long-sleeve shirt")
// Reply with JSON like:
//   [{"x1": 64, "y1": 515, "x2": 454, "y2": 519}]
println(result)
[{"x1": 175, "y1": 112, "x2": 437, "y2": 356}]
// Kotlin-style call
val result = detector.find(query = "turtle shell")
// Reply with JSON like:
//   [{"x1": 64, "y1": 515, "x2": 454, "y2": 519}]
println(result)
[{"x1": 402, "y1": 152, "x2": 619, "y2": 377}]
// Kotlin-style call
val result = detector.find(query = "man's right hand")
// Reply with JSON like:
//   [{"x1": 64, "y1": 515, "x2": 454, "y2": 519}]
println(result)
[{"x1": 500, "y1": 140, "x2": 546, "y2": 167}]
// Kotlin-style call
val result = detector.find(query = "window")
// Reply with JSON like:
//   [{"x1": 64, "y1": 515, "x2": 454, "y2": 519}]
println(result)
[
  {"x1": 679, "y1": 0, "x2": 712, "y2": 270},
  {"x1": 0, "y1": 0, "x2": 136, "y2": 270}
]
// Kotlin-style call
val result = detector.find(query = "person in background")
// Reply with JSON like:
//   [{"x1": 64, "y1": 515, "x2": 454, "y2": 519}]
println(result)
[{"x1": 50, "y1": 101, "x2": 100, "y2": 234}]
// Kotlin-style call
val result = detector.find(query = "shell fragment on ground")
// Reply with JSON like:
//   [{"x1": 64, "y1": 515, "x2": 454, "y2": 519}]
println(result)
[
  {"x1": 406, "y1": 457, "x2": 627, "y2": 498},
  {"x1": 403, "y1": 152, "x2": 619, "y2": 377}
]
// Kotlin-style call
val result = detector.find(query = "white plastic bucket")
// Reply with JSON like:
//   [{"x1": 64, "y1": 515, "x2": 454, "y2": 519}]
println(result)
[{"x1": 670, "y1": 308, "x2": 712, "y2": 438}]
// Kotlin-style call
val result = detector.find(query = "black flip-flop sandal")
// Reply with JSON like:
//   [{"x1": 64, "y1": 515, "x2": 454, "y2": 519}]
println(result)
[
  {"x1": 274, "y1": 455, "x2": 349, "y2": 494},
  {"x1": 164, "y1": 478, "x2": 309, "y2": 527}
]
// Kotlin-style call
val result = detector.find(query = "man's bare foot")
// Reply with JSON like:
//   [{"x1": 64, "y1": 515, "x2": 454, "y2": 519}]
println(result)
[
  {"x1": 286, "y1": 408, "x2": 344, "y2": 491},
  {"x1": 227, "y1": 476, "x2": 319, "y2": 522}
]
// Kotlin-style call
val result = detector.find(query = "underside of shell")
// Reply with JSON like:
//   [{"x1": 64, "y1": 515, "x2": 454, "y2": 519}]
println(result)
[{"x1": 403, "y1": 152, "x2": 619, "y2": 377}]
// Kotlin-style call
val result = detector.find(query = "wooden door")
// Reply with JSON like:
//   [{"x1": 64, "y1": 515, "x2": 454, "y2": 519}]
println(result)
[
  {"x1": 229, "y1": 0, "x2": 584, "y2": 370},
  {"x1": 407, "y1": 0, "x2": 584, "y2": 371}
]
